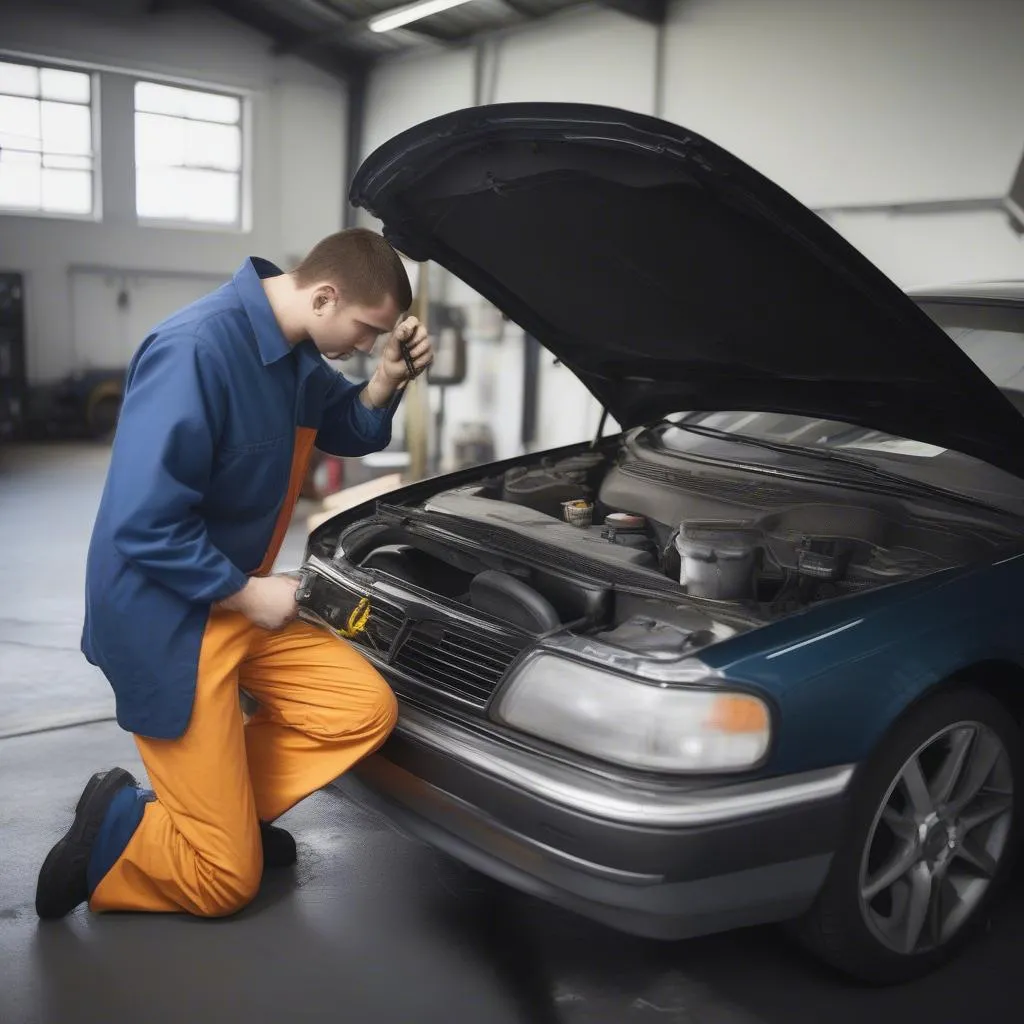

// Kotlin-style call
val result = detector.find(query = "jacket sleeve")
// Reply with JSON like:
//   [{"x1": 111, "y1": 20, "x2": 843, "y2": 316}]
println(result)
[
  {"x1": 105, "y1": 332, "x2": 249, "y2": 604},
  {"x1": 315, "y1": 372, "x2": 399, "y2": 457}
]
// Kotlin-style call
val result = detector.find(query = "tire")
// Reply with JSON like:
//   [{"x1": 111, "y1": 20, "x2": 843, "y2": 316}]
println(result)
[
  {"x1": 84, "y1": 380, "x2": 122, "y2": 442},
  {"x1": 87, "y1": 395, "x2": 121, "y2": 441},
  {"x1": 796, "y1": 687, "x2": 1021, "y2": 985}
]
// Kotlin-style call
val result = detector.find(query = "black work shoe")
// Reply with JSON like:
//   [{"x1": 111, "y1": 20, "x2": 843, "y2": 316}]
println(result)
[
  {"x1": 260, "y1": 822, "x2": 297, "y2": 869},
  {"x1": 36, "y1": 767, "x2": 138, "y2": 920}
]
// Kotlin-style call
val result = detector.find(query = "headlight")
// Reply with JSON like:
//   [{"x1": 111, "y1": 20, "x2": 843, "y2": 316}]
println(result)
[{"x1": 492, "y1": 654, "x2": 770, "y2": 773}]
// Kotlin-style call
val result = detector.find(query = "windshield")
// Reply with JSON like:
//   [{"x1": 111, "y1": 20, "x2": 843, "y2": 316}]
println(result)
[
  {"x1": 662, "y1": 411, "x2": 951, "y2": 459},
  {"x1": 653, "y1": 299, "x2": 1024, "y2": 510},
  {"x1": 660, "y1": 300, "x2": 1024, "y2": 462}
]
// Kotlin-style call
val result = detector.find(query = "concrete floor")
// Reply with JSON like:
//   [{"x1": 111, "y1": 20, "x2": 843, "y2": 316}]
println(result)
[{"x1": 2, "y1": 442, "x2": 1023, "y2": 1023}]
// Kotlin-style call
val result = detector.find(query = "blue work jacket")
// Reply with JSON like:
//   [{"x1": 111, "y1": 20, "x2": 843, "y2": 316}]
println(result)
[{"x1": 82, "y1": 258, "x2": 397, "y2": 739}]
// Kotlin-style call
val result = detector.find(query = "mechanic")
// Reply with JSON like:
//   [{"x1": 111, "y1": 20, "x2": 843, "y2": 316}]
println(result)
[{"x1": 35, "y1": 228, "x2": 431, "y2": 920}]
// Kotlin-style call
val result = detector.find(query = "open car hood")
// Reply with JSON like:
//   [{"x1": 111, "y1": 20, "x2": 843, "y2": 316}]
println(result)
[{"x1": 351, "y1": 103, "x2": 1024, "y2": 477}]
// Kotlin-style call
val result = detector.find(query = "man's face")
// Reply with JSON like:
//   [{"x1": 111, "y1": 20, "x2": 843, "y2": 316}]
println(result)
[{"x1": 308, "y1": 286, "x2": 400, "y2": 361}]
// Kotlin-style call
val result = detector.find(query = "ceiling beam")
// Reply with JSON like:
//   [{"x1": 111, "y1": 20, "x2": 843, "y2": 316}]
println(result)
[
  {"x1": 269, "y1": 2, "x2": 464, "y2": 58},
  {"x1": 203, "y1": 0, "x2": 374, "y2": 80},
  {"x1": 599, "y1": 0, "x2": 668, "y2": 25}
]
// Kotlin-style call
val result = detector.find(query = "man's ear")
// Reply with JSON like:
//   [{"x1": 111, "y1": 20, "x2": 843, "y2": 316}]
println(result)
[{"x1": 312, "y1": 284, "x2": 338, "y2": 315}]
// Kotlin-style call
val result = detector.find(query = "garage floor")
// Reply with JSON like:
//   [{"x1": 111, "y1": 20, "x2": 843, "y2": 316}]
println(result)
[{"x1": 2, "y1": 442, "x2": 1023, "y2": 1024}]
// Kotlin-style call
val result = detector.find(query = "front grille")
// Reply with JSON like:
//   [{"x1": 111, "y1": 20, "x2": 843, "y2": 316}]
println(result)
[
  {"x1": 299, "y1": 564, "x2": 528, "y2": 710},
  {"x1": 355, "y1": 599, "x2": 404, "y2": 657},
  {"x1": 392, "y1": 619, "x2": 526, "y2": 708}
]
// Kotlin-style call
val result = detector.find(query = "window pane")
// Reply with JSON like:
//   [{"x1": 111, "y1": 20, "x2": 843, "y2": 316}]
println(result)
[
  {"x1": 134, "y1": 80, "x2": 244, "y2": 223},
  {"x1": 0, "y1": 61, "x2": 95, "y2": 215},
  {"x1": 136, "y1": 80, "x2": 240, "y2": 125},
  {"x1": 0, "y1": 161, "x2": 42, "y2": 208},
  {"x1": 135, "y1": 111, "x2": 185, "y2": 167},
  {"x1": 0, "y1": 95, "x2": 42, "y2": 152},
  {"x1": 137, "y1": 166, "x2": 238, "y2": 223},
  {"x1": 0, "y1": 61, "x2": 39, "y2": 98},
  {"x1": 135, "y1": 81, "x2": 186, "y2": 117},
  {"x1": 181, "y1": 169, "x2": 238, "y2": 223},
  {"x1": 41, "y1": 101, "x2": 92, "y2": 156},
  {"x1": 40, "y1": 68, "x2": 90, "y2": 104},
  {"x1": 184, "y1": 121, "x2": 240, "y2": 171},
  {"x1": 183, "y1": 90, "x2": 239, "y2": 125},
  {"x1": 42, "y1": 168, "x2": 91, "y2": 214},
  {"x1": 136, "y1": 166, "x2": 182, "y2": 219},
  {"x1": 2, "y1": 149, "x2": 42, "y2": 168}
]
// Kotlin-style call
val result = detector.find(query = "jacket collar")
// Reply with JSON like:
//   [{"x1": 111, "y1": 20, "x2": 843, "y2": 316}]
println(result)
[{"x1": 233, "y1": 257, "x2": 293, "y2": 366}]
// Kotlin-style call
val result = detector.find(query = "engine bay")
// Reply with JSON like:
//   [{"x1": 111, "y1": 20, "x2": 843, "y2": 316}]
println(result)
[{"x1": 316, "y1": 430, "x2": 1018, "y2": 661}]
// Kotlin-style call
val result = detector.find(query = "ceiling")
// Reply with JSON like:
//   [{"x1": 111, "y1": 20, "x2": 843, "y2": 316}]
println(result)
[{"x1": 203, "y1": 0, "x2": 668, "y2": 79}]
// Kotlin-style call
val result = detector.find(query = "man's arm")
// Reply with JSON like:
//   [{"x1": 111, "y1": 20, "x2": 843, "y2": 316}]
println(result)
[
  {"x1": 314, "y1": 372, "x2": 398, "y2": 458},
  {"x1": 105, "y1": 333, "x2": 249, "y2": 604},
  {"x1": 316, "y1": 316, "x2": 432, "y2": 457}
]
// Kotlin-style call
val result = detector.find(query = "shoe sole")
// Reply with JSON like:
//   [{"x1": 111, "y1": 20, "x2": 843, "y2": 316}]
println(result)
[{"x1": 36, "y1": 767, "x2": 138, "y2": 919}]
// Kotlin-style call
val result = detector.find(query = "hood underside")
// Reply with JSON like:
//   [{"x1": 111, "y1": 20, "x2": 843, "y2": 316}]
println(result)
[{"x1": 351, "y1": 103, "x2": 1024, "y2": 477}]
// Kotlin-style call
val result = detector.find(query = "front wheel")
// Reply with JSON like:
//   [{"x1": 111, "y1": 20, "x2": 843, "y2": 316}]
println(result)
[{"x1": 797, "y1": 688, "x2": 1020, "y2": 984}]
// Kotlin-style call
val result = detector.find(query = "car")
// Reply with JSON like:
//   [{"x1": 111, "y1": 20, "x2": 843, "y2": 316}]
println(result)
[{"x1": 296, "y1": 102, "x2": 1024, "y2": 985}]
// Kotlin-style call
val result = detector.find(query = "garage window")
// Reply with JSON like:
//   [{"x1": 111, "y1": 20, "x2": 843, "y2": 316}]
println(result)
[
  {"x1": 134, "y1": 81, "x2": 244, "y2": 228},
  {"x1": 0, "y1": 59, "x2": 96, "y2": 217}
]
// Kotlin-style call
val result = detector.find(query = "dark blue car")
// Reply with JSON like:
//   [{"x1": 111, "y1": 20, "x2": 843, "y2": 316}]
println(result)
[{"x1": 300, "y1": 104, "x2": 1024, "y2": 984}]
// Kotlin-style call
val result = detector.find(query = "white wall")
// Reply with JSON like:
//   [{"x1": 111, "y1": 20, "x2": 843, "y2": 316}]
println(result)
[
  {"x1": 360, "y1": 0, "x2": 1024, "y2": 454},
  {"x1": 823, "y1": 209, "x2": 1024, "y2": 290},
  {"x1": 666, "y1": 0, "x2": 1024, "y2": 209},
  {"x1": 1, "y1": 0, "x2": 346, "y2": 382},
  {"x1": 490, "y1": 7, "x2": 655, "y2": 113},
  {"x1": 363, "y1": 47, "x2": 475, "y2": 162}
]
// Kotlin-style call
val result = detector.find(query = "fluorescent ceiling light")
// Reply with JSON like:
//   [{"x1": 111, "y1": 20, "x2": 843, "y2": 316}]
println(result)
[{"x1": 369, "y1": 0, "x2": 479, "y2": 34}]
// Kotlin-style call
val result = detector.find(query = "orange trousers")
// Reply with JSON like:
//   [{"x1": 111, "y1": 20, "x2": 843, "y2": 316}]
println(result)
[{"x1": 89, "y1": 610, "x2": 397, "y2": 916}]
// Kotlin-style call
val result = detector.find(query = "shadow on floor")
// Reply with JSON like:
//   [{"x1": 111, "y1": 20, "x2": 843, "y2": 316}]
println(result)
[{"x1": 444, "y1": 854, "x2": 1024, "y2": 1024}]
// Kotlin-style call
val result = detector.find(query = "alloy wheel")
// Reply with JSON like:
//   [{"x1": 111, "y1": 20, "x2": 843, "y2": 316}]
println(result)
[{"x1": 858, "y1": 720, "x2": 1014, "y2": 955}]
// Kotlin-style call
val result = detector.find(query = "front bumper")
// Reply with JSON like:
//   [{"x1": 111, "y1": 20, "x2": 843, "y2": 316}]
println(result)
[{"x1": 335, "y1": 702, "x2": 853, "y2": 940}]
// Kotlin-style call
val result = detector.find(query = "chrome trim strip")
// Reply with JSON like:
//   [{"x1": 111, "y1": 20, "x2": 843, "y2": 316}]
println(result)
[
  {"x1": 993, "y1": 552, "x2": 1024, "y2": 566},
  {"x1": 765, "y1": 619, "x2": 864, "y2": 660},
  {"x1": 394, "y1": 704, "x2": 853, "y2": 828}
]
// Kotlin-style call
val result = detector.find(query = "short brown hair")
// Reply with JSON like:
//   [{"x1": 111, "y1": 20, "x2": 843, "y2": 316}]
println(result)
[{"x1": 292, "y1": 228, "x2": 412, "y2": 311}]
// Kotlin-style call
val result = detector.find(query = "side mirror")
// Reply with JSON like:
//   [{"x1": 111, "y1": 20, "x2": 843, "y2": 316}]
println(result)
[{"x1": 426, "y1": 302, "x2": 468, "y2": 386}]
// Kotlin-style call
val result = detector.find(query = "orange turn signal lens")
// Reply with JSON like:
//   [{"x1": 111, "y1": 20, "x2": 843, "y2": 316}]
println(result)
[{"x1": 706, "y1": 694, "x2": 770, "y2": 734}]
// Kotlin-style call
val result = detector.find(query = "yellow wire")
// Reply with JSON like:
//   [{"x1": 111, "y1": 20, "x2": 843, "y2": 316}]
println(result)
[{"x1": 335, "y1": 597, "x2": 371, "y2": 638}]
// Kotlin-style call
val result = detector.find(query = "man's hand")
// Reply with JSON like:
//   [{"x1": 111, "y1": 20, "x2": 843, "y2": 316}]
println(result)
[
  {"x1": 215, "y1": 576, "x2": 299, "y2": 631},
  {"x1": 361, "y1": 316, "x2": 433, "y2": 410}
]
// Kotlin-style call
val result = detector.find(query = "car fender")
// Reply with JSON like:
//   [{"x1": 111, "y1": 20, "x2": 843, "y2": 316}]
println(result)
[{"x1": 701, "y1": 553, "x2": 1024, "y2": 775}]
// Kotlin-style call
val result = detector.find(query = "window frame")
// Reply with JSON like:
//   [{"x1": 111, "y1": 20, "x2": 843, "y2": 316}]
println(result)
[
  {"x1": 0, "y1": 55, "x2": 101, "y2": 222},
  {"x1": 133, "y1": 77, "x2": 249, "y2": 233}
]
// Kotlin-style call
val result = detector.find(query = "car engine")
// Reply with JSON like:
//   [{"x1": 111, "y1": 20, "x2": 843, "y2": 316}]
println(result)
[{"x1": 315, "y1": 430, "x2": 1014, "y2": 665}]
